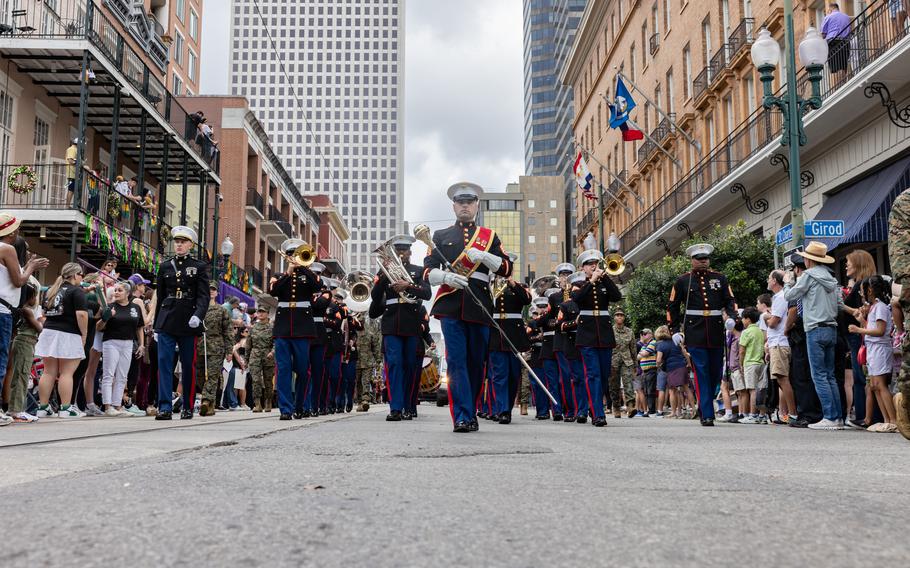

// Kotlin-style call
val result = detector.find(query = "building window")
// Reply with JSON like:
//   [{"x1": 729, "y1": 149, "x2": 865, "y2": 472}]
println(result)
[
  {"x1": 549, "y1": 235, "x2": 558, "y2": 244},
  {"x1": 527, "y1": 199, "x2": 535, "y2": 208},
  {"x1": 172, "y1": 73, "x2": 183, "y2": 96},
  {"x1": 528, "y1": 217, "x2": 536, "y2": 226},
  {"x1": 550, "y1": 253, "x2": 559, "y2": 262},
  {"x1": 683, "y1": 46, "x2": 692, "y2": 98},
  {"x1": 528, "y1": 235, "x2": 536, "y2": 244},
  {"x1": 187, "y1": 49, "x2": 197, "y2": 82},
  {"x1": 549, "y1": 217, "x2": 557, "y2": 226},
  {"x1": 176, "y1": 0, "x2": 185, "y2": 23},
  {"x1": 549, "y1": 200, "x2": 557, "y2": 208},
  {"x1": 174, "y1": 31, "x2": 185, "y2": 66},
  {"x1": 189, "y1": 8, "x2": 199, "y2": 41},
  {"x1": 664, "y1": 0, "x2": 672, "y2": 31}
]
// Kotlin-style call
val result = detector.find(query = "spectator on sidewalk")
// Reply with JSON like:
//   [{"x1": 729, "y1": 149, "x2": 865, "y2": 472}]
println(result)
[
  {"x1": 785, "y1": 242, "x2": 843, "y2": 430},
  {"x1": 7, "y1": 279, "x2": 42, "y2": 423},
  {"x1": 721, "y1": 319, "x2": 744, "y2": 422},
  {"x1": 655, "y1": 326, "x2": 693, "y2": 419},
  {"x1": 636, "y1": 328, "x2": 657, "y2": 417},
  {"x1": 96, "y1": 282, "x2": 144, "y2": 417},
  {"x1": 840, "y1": 250, "x2": 876, "y2": 425},
  {"x1": 766, "y1": 270, "x2": 797, "y2": 423},
  {"x1": 738, "y1": 307, "x2": 765, "y2": 424}
]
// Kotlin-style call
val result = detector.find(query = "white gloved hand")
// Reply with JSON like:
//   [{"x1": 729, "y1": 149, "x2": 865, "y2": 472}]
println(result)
[
  {"x1": 188, "y1": 315, "x2": 201, "y2": 328},
  {"x1": 427, "y1": 268, "x2": 447, "y2": 287},
  {"x1": 724, "y1": 318, "x2": 736, "y2": 331},
  {"x1": 153, "y1": 332, "x2": 159, "y2": 343},
  {"x1": 672, "y1": 332, "x2": 684, "y2": 346},
  {"x1": 465, "y1": 248, "x2": 502, "y2": 272},
  {"x1": 444, "y1": 272, "x2": 469, "y2": 289}
]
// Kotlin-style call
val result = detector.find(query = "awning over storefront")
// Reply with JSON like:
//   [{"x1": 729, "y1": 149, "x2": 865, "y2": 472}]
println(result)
[
  {"x1": 816, "y1": 154, "x2": 910, "y2": 250},
  {"x1": 218, "y1": 281, "x2": 257, "y2": 308}
]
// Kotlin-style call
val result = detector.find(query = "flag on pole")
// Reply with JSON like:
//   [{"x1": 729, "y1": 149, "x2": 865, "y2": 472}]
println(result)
[
  {"x1": 608, "y1": 76, "x2": 644, "y2": 141},
  {"x1": 573, "y1": 152, "x2": 597, "y2": 201}
]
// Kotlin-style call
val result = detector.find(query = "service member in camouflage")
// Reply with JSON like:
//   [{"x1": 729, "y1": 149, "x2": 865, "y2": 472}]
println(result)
[
  {"x1": 355, "y1": 316, "x2": 383, "y2": 411},
  {"x1": 246, "y1": 305, "x2": 275, "y2": 412},
  {"x1": 198, "y1": 283, "x2": 234, "y2": 416},
  {"x1": 889, "y1": 187, "x2": 910, "y2": 440},
  {"x1": 610, "y1": 308, "x2": 637, "y2": 418}
]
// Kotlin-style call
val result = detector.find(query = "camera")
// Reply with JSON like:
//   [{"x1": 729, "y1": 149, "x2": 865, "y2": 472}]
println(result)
[{"x1": 217, "y1": 193, "x2": 224, "y2": 202}]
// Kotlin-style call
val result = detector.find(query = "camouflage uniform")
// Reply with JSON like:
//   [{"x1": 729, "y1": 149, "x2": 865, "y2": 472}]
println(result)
[
  {"x1": 355, "y1": 317, "x2": 383, "y2": 404},
  {"x1": 888, "y1": 188, "x2": 910, "y2": 438},
  {"x1": 246, "y1": 319, "x2": 275, "y2": 410},
  {"x1": 610, "y1": 325, "x2": 637, "y2": 412},
  {"x1": 519, "y1": 366, "x2": 531, "y2": 405},
  {"x1": 197, "y1": 301, "x2": 233, "y2": 404}
]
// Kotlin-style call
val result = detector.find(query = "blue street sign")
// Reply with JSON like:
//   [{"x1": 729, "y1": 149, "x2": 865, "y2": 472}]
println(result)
[{"x1": 776, "y1": 220, "x2": 844, "y2": 245}]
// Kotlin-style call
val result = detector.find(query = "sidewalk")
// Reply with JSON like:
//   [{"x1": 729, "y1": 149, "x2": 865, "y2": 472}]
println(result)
[{"x1": 0, "y1": 409, "x2": 367, "y2": 489}]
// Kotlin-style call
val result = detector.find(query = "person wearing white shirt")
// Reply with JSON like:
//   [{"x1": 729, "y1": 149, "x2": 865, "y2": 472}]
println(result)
[{"x1": 766, "y1": 270, "x2": 797, "y2": 422}]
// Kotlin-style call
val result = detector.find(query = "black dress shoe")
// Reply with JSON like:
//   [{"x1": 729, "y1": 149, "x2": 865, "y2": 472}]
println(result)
[
  {"x1": 536, "y1": 415, "x2": 550, "y2": 420},
  {"x1": 563, "y1": 415, "x2": 575, "y2": 422},
  {"x1": 789, "y1": 418, "x2": 810, "y2": 428},
  {"x1": 293, "y1": 411, "x2": 304, "y2": 419},
  {"x1": 280, "y1": 413, "x2": 292, "y2": 420},
  {"x1": 700, "y1": 418, "x2": 715, "y2": 427},
  {"x1": 345, "y1": 405, "x2": 353, "y2": 413},
  {"x1": 498, "y1": 413, "x2": 511, "y2": 424},
  {"x1": 552, "y1": 414, "x2": 564, "y2": 422},
  {"x1": 592, "y1": 417, "x2": 607, "y2": 427},
  {"x1": 386, "y1": 411, "x2": 402, "y2": 421},
  {"x1": 155, "y1": 410, "x2": 172, "y2": 420},
  {"x1": 402, "y1": 411, "x2": 413, "y2": 420},
  {"x1": 576, "y1": 415, "x2": 588, "y2": 424},
  {"x1": 411, "y1": 411, "x2": 418, "y2": 418},
  {"x1": 468, "y1": 420, "x2": 479, "y2": 431},
  {"x1": 180, "y1": 409, "x2": 193, "y2": 419},
  {"x1": 453, "y1": 421, "x2": 470, "y2": 433}
]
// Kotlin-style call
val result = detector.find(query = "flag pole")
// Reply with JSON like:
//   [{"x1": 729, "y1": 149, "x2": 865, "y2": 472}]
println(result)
[
  {"x1": 597, "y1": 181, "x2": 606, "y2": 253},
  {"x1": 625, "y1": 116, "x2": 684, "y2": 172},
  {"x1": 614, "y1": 70, "x2": 703, "y2": 156},
  {"x1": 575, "y1": 141, "x2": 644, "y2": 205}
]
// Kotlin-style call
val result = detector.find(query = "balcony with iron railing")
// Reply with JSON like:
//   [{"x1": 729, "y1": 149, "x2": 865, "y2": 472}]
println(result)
[
  {"x1": 649, "y1": 32, "x2": 660, "y2": 56},
  {"x1": 692, "y1": 66, "x2": 711, "y2": 104},
  {"x1": 619, "y1": 0, "x2": 909, "y2": 255},
  {"x1": 607, "y1": 170, "x2": 627, "y2": 195},
  {"x1": 727, "y1": 18, "x2": 755, "y2": 63},
  {"x1": 709, "y1": 44, "x2": 732, "y2": 87},
  {"x1": 245, "y1": 188, "x2": 265, "y2": 218},
  {"x1": 245, "y1": 265, "x2": 264, "y2": 290},
  {"x1": 656, "y1": 114, "x2": 676, "y2": 142},
  {"x1": 637, "y1": 139, "x2": 656, "y2": 164}
]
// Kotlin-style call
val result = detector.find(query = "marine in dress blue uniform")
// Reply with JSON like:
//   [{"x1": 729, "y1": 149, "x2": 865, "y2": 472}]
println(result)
[
  {"x1": 302, "y1": 262, "x2": 330, "y2": 417},
  {"x1": 552, "y1": 262, "x2": 577, "y2": 420},
  {"x1": 423, "y1": 182, "x2": 512, "y2": 433},
  {"x1": 323, "y1": 278, "x2": 345, "y2": 413},
  {"x1": 153, "y1": 226, "x2": 209, "y2": 420},
  {"x1": 410, "y1": 305, "x2": 434, "y2": 418},
  {"x1": 270, "y1": 239, "x2": 321, "y2": 420},
  {"x1": 368, "y1": 235, "x2": 432, "y2": 421},
  {"x1": 558, "y1": 271, "x2": 589, "y2": 423},
  {"x1": 487, "y1": 256, "x2": 531, "y2": 424},
  {"x1": 527, "y1": 297, "x2": 551, "y2": 419},
  {"x1": 666, "y1": 243, "x2": 737, "y2": 426},
  {"x1": 339, "y1": 294, "x2": 363, "y2": 413},
  {"x1": 540, "y1": 287, "x2": 565, "y2": 421},
  {"x1": 572, "y1": 249, "x2": 624, "y2": 428}
]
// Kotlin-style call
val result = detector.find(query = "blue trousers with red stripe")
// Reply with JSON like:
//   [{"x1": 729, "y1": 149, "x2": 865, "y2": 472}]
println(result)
[
  {"x1": 156, "y1": 332, "x2": 197, "y2": 413},
  {"x1": 275, "y1": 337, "x2": 311, "y2": 416},
  {"x1": 440, "y1": 318, "x2": 489, "y2": 425},
  {"x1": 530, "y1": 365, "x2": 550, "y2": 417},
  {"x1": 568, "y1": 358, "x2": 587, "y2": 418},
  {"x1": 405, "y1": 352, "x2": 422, "y2": 414},
  {"x1": 689, "y1": 347, "x2": 724, "y2": 420},
  {"x1": 489, "y1": 351, "x2": 521, "y2": 416},
  {"x1": 580, "y1": 347, "x2": 612, "y2": 419},
  {"x1": 542, "y1": 359, "x2": 563, "y2": 416},
  {"x1": 556, "y1": 352, "x2": 578, "y2": 416},
  {"x1": 384, "y1": 335, "x2": 418, "y2": 413},
  {"x1": 341, "y1": 359, "x2": 357, "y2": 410},
  {"x1": 325, "y1": 351, "x2": 342, "y2": 410},
  {"x1": 302, "y1": 343, "x2": 325, "y2": 413}
]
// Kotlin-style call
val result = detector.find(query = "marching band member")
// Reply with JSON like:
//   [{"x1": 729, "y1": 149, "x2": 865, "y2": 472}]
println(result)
[
  {"x1": 339, "y1": 295, "x2": 363, "y2": 413},
  {"x1": 542, "y1": 287, "x2": 565, "y2": 421},
  {"x1": 153, "y1": 226, "x2": 209, "y2": 420},
  {"x1": 422, "y1": 182, "x2": 512, "y2": 433},
  {"x1": 410, "y1": 304, "x2": 434, "y2": 418},
  {"x1": 488, "y1": 256, "x2": 531, "y2": 424},
  {"x1": 558, "y1": 271, "x2": 588, "y2": 423},
  {"x1": 302, "y1": 262, "x2": 330, "y2": 418},
  {"x1": 553, "y1": 262, "x2": 577, "y2": 421},
  {"x1": 666, "y1": 244, "x2": 737, "y2": 426},
  {"x1": 325, "y1": 284, "x2": 347, "y2": 413},
  {"x1": 270, "y1": 239, "x2": 321, "y2": 420},
  {"x1": 369, "y1": 235, "x2": 431, "y2": 421},
  {"x1": 572, "y1": 249, "x2": 624, "y2": 428},
  {"x1": 527, "y1": 296, "x2": 550, "y2": 419}
]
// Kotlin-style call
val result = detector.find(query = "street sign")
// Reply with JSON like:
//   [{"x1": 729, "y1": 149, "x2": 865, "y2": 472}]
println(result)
[
  {"x1": 781, "y1": 245, "x2": 804, "y2": 268},
  {"x1": 775, "y1": 220, "x2": 844, "y2": 245}
]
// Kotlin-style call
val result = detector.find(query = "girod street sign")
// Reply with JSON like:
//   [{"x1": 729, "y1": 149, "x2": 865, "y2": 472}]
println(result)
[{"x1": 776, "y1": 220, "x2": 844, "y2": 246}]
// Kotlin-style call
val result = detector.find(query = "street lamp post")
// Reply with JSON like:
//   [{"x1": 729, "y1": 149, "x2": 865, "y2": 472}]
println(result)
[
  {"x1": 218, "y1": 235, "x2": 234, "y2": 284},
  {"x1": 750, "y1": 2, "x2": 828, "y2": 248}
]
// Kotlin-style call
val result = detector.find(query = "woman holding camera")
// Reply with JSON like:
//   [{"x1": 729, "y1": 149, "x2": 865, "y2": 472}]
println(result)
[{"x1": 96, "y1": 281, "x2": 145, "y2": 416}]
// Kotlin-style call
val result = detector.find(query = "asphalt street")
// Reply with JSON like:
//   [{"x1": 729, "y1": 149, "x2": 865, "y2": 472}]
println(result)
[{"x1": 2, "y1": 405, "x2": 908, "y2": 567}]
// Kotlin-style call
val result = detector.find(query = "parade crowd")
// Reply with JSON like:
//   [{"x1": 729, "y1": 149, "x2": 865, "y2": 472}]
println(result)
[{"x1": 0, "y1": 182, "x2": 907, "y2": 438}]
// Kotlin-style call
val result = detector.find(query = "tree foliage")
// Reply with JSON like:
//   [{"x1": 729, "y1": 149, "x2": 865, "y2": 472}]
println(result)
[{"x1": 623, "y1": 221, "x2": 775, "y2": 332}]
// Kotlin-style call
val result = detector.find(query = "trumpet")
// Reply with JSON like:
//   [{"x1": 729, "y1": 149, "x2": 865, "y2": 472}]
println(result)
[{"x1": 280, "y1": 241, "x2": 316, "y2": 267}]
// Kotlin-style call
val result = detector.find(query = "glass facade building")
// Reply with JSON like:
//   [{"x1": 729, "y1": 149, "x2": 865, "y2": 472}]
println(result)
[
  {"x1": 522, "y1": 0, "x2": 586, "y2": 255},
  {"x1": 479, "y1": 188, "x2": 524, "y2": 282}
]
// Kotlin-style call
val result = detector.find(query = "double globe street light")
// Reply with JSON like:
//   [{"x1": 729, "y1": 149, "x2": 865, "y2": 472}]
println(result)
[{"x1": 749, "y1": 10, "x2": 829, "y2": 249}]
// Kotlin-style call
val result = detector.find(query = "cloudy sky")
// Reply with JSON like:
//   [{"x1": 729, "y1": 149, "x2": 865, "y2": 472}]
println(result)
[{"x1": 200, "y1": 0, "x2": 526, "y2": 258}]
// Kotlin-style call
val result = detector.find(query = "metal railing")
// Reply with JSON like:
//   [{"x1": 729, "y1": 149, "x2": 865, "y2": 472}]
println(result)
[
  {"x1": 692, "y1": 66, "x2": 711, "y2": 101},
  {"x1": 619, "y1": 1, "x2": 908, "y2": 254},
  {"x1": 275, "y1": 220, "x2": 294, "y2": 239},
  {"x1": 649, "y1": 32, "x2": 660, "y2": 55},
  {"x1": 246, "y1": 189, "x2": 265, "y2": 215},
  {"x1": 728, "y1": 18, "x2": 755, "y2": 57},
  {"x1": 245, "y1": 265, "x2": 264, "y2": 290},
  {"x1": 637, "y1": 139, "x2": 656, "y2": 163},
  {"x1": 709, "y1": 44, "x2": 731, "y2": 86},
  {"x1": 656, "y1": 114, "x2": 676, "y2": 141},
  {"x1": 608, "y1": 170, "x2": 627, "y2": 195}
]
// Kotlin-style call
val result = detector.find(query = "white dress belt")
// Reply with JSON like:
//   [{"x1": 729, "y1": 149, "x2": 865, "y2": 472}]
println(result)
[
  {"x1": 494, "y1": 313, "x2": 523, "y2": 319},
  {"x1": 542, "y1": 331, "x2": 555, "y2": 336},
  {"x1": 469, "y1": 272, "x2": 489, "y2": 282},
  {"x1": 312, "y1": 317, "x2": 323, "y2": 322},
  {"x1": 579, "y1": 310, "x2": 611, "y2": 317},
  {"x1": 277, "y1": 301, "x2": 311, "y2": 308},
  {"x1": 386, "y1": 298, "x2": 416, "y2": 305},
  {"x1": 686, "y1": 309, "x2": 723, "y2": 316}
]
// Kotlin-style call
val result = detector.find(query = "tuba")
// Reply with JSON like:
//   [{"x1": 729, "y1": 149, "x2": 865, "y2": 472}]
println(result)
[
  {"x1": 342, "y1": 270, "x2": 373, "y2": 313},
  {"x1": 531, "y1": 275, "x2": 556, "y2": 298},
  {"x1": 373, "y1": 237, "x2": 418, "y2": 303}
]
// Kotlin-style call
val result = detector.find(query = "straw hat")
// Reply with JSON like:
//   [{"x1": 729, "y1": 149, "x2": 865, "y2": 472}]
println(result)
[
  {"x1": 796, "y1": 241, "x2": 835, "y2": 264},
  {"x1": 0, "y1": 212, "x2": 22, "y2": 237}
]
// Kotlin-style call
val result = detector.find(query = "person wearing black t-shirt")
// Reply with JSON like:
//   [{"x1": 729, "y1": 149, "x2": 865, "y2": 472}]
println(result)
[
  {"x1": 35, "y1": 262, "x2": 88, "y2": 418},
  {"x1": 96, "y1": 281, "x2": 145, "y2": 416}
]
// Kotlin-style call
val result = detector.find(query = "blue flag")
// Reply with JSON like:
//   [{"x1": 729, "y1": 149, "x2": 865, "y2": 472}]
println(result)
[{"x1": 608, "y1": 77, "x2": 636, "y2": 129}]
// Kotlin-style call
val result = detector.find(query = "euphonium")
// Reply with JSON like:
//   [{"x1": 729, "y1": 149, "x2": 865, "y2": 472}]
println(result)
[
  {"x1": 342, "y1": 270, "x2": 373, "y2": 313},
  {"x1": 530, "y1": 275, "x2": 556, "y2": 298},
  {"x1": 374, "y1": 237, "x2": 418, "y2": 303}
]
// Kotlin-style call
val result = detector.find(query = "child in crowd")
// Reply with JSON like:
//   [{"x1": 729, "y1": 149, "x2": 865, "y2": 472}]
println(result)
[
  {"x1": 8, "y1": 279, "x2": 43, "y2": 422},
  {"x1": 636, "y1": 329, "x2": 657, "y2": 417},
  {"x1": 738, "y1": 307, "x2": 766, "y2": 424},
  {"x1": 655, "y1": 326, "x2": 693, "y2": 419},
  {"x1": 719, "y1": 319, "x2": 743, "y2": 423},
  {"x1": 756, "y1": 294, "x2": 775, "y2": 423},
  {"x1": 849, "y1": 276, "x2": 897, "y2": 433}
]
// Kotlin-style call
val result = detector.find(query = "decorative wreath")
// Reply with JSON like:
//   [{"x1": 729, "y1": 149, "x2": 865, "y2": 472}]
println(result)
[
  {"x1": 107, "y1": 191, "x2": 122, "y2": 220},
  {"x1": 8, "y1": 165, "x2": 38, "y2": 195},
  {"x1": 160, "y1": 224, "x2": 171, "y2": 242}
]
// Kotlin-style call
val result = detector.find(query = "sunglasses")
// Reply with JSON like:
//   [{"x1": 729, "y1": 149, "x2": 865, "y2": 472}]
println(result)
[
  {"x1": 692, "y1": 255, "x2": 710, "y2": 261},
  {"x1": 454, "y1": 197, "x2": 478, "y2": 204}
]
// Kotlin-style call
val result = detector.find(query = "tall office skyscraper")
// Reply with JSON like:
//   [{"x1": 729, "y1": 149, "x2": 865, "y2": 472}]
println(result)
[
  {"x1": 229, "y1": 0, "x2": 404, "y2": 271},
  {"x1": 522, "y1": 0, "x2": 585, "y2": 253}
]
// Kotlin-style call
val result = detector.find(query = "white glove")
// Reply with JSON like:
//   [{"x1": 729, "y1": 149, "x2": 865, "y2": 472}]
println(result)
[
  {"x1": 188, "y1": 315, "x2": 201, "y2": 328},
  {"x1": 428, "y1": 268, "x2": 468, "y2": 289},
  {"x1": 465, "y1": 248, "x2": 502, "y2": 272},
  {"x1": 153, "y1": 332, "x2": 159, "y2": 343},
  {"x1": 672, "y1": 333, "x2": 684, "y2": 346},
  {"x1": 724, "y1": 318, "x2": 736, "y2": 331}
]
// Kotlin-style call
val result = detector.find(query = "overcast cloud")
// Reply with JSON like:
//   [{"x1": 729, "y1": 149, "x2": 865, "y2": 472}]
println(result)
[{"x1": 201, "y1": 0, "x2": 525, "y2": 261}]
